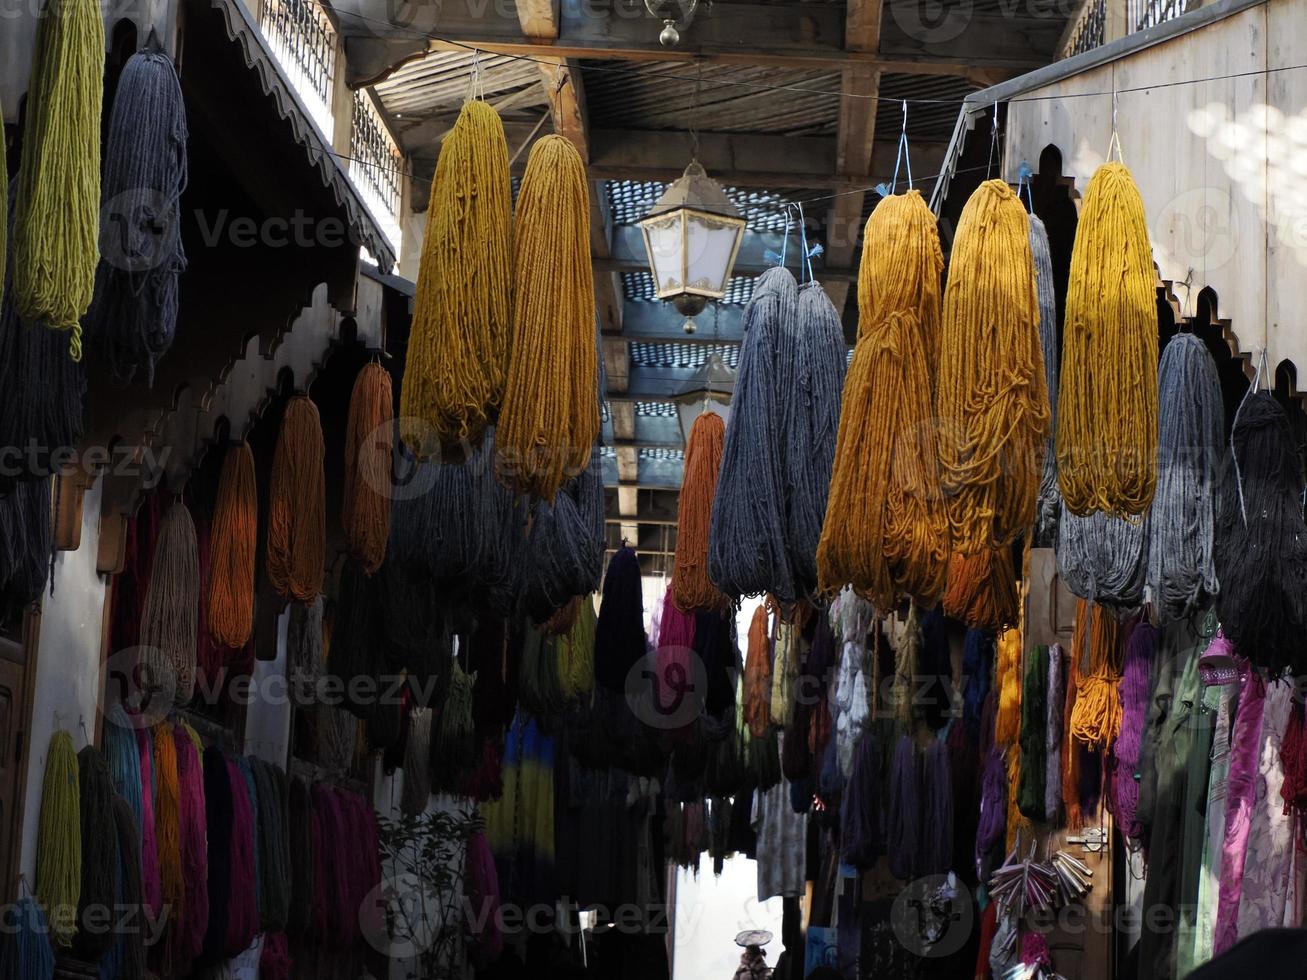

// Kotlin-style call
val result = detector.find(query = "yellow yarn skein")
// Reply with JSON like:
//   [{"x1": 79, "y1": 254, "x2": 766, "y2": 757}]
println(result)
[
  {"x1": 1057, "y1": 161, "x2": 1158, "y2": 516},
  {"x1": 36, "y1": 729, "x2": 81, "y2": 947},
  {"x1": 400, "y1": 99, "x2": 513, "y2": 458}
]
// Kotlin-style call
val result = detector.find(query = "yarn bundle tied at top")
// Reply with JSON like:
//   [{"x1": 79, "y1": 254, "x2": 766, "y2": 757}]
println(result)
[
  {"x1": 936, "y1": 179, "x2": 1048, "y2": 555},
  {"x1": 207, "y1": 441, "x2": 257, "y2": 649},
  {"x1": 1147, "y1": 332, "x2": 1223, "y2": 622},
  {"x1": 1058, "y1": 162, "x2": 1158, "y2": 517},
  {"x1": 709, "y1": 266, "x2": 798, "y2": 601},
  {"x1": 497, "y1": 134, "x2": 598, "y2": 500},
  {"x1": 1214, "y1": 392, "x2": 1307, "y2": 673},
  {"x1": 267, "y1": 394, "x2": 326, "y2": 602},
  {"x1": 343, "y1": 362, "x2": 394, "y2": 573},
  {"x1": 818, "y1": 191, "x2": 949, "y2": 608},
  {"x1": 11, "y1": 0, "x2": 104, "y2": 352},
  {"x1": 673, "y1": 410, "x2": 729, "y2": 612},
  {"x1": 37, "y1": 729, "x2": 81, "y2": 948},
  {"x1": 400, "y1": 99, "x2": 512, "y2": 458},
  {"x1": 140, "y1": 500, "x2": 200, "y2": 707},
  {"x1": 85, "y1": 50, "x2": 188, "y2": 385}
]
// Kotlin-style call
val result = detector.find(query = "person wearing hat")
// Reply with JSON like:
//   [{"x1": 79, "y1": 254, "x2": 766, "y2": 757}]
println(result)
[{"x1": 732, "y1": 930, "x2": 773, "y2": 980}]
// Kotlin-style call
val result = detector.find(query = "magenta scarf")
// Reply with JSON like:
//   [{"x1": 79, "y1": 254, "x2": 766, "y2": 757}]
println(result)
[{"x1": 1214, "y1": 661, "x2": 1266, "y2": 954}]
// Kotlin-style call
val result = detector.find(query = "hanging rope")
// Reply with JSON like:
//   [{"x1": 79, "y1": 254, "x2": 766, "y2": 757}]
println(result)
[
  {"x1": 497, "y1": 134, "x2": 598, "y2": 499},
  {"x1": 36, "y1": 730, "x2": 81, "y2": 948},
  {"x1": 1030, "y1": 213, "x2": 1062, "y2": 543},
  {"x1": 942, "y1": 547, "x2": 1018, "y2": 632},
  {"x1": 1058, "y1": 162, "x2": 1158, "y2": 516},
  {"x1": 140, "y1": 500, "x2": 200, "y2": 708},
  {"x1": 709, "y1": 267, "x2": 798, "y2": 601},
  {"x1": 937, "y1": 179, "x2": 1048, "y2": 554},
  {"x1": 1057, "y1": 506, "x2": 1147, "y2": 608},
  {"x1": 1068, "y1": 601, "x2": 1123, "y2": 749},
  {"x1": 11, "y1": 0, "x2": 104, "y2": 353},
  {"x1": 343, "y1": 362, "x2": 393, "y2": 572},
  {"x1": 85, "y1": 50, "x2": 188, "y2": 385},
  {"x1": 784, "y1": 281, "x2": 848, "y2": 598},
  {"x1": 673, "y1": 410, "x2": 729, "y2": 613},
  {"x1": 1147, "y1": 333, "x2": 1223, "y2": 621},
  {"x1": 1214, "y1": 392, "x2": 1307, "y2": 673},
  {"x1": 400, "y1": 100, "x2": 512, "y2": 457},
  {"x1": 818, "y1": 191, "x2": 948, "y2": 608},
  {"x1": 207, "y1": 441, "x2": 257, "y2": 648},
  {"x1": 267, "y1": 395, "x2": 326, "y2": 602}
]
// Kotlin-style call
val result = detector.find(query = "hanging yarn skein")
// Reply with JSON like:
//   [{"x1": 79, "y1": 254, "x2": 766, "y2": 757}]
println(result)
[
  {"x1": 673, "y1": 410, "x2": 729, "y2": 613},
  {"x1": 11, "y1": 0, "x2": 104, "y2": 351},
  {"x1": 1057, "y1": 505, "x2": 1147, "y2": 609},
  {"x1": 343, "y1": 362, "x2": 394, "y2": 572},
  {"x1": 73, "y1": 746, "x2": 117, "y2": 963},
  {"x1": 497, "y1": 134, "x2": 597, "y2": 500},
  {"x1": 1058, "y1": 162, "x2": 1158, "y2": 516},
  {"x1": 1068, "y1": 600, "x2": 1123, "y2": 749},
  {"x1": 594, "y1": 545, "x2": 647, "y2": 693},
  {"x1": 85, "y1": 50, "x2": 188, "y2": 385},
  {"x1": 36, "y1": 730, "x2": 81, "y2": 948},
  {"x1": 267, "y1": 395, "x2": 326, "y2": 602},
  {"x1": 784, "y1": 281, "x2": 848, "y2": 598},
  {"x1": 818, "y1": 191, "x2": 949, "y2": 608},
  {"x1": 1, "y1": 896, "x2": 55, "y2": 980},
  {"x1": 207, "y1": 441, "x2": 257, "y2": 648},
  {"x1": 709, "y1": 266, "x2": 798, "y2": 601},
  {"x1": 1214, "y1": 392, "x2": 1307, "y2": 673},
  {"x1": 943, "y1": 547, "x2": 1018, "y2": 632},
  {"x1": 937, "y1": 179, "x2": 1048, "y2": 554},
  {"x1": 1030, "y1": 213, "x2": 1062, "y2": 543},
  {"x1": 140, "y1": 500, "x2": 200, "y2": 707},
  {"x1": 400, "y1": 100, "x2": 512, "y2": 457},
  {"x1": 1147, "y1": 333, "x2": 1223, "y2": 622}
]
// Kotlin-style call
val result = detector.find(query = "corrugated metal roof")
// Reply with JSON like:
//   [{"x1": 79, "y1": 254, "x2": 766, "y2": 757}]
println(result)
[
  {"x1": 877, "y1": 73, "x2": 980, "y2": 143},
  {"x1": 636, "y1": 401, "x2": 678, "y2": 418}
]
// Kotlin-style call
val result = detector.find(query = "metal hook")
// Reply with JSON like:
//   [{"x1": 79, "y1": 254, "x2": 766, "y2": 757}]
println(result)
[{"x1": 79, "y1": 716, "x2": 91, "y2": 747}]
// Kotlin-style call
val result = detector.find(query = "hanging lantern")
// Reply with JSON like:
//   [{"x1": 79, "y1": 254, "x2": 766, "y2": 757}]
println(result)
[
  {"x1": 672, "y1": 351, "x2": 735, "y2": 447},
  {"x1": 639, "y1": 161, "x2": 746, "y2": 334},
  {"x1": 644, "y1": 0, "x2": 700, "y2": 45}
]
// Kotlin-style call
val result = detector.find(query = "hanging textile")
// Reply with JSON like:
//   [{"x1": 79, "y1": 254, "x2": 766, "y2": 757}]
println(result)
[
  {"x1": 1214, "y1": 661, "x2": 1267, "y2": 955},
  {"x1": 1193, "y1": 636, "x2": 1238, "y2": 969},
  {"x1": 752, "y1": 748, "x2": 808, "y2": 900},
  {"x1": 1044, "y1": 643, "x2": 1064, "y2": 822}
]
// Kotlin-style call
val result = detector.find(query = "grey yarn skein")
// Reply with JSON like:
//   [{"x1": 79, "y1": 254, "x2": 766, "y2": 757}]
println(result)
[
  {"x1": 709, "y1": 266, "x2": 798, "y2": 601},
  {"x1": 1030, "y1": 215, "x2": 1062, "y2": 542},
  {"x1": 1147, "y1": 333, "x2": 1224, "y2": 622},
  {"x1": 1057, "y1": 504, "x2": 1147, "y2": 608}
]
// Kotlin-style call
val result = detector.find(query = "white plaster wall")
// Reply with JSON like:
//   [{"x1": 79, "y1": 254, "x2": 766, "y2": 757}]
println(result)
[{"x1": 19, "y1": 475, "x2": 107, "y2": 881}]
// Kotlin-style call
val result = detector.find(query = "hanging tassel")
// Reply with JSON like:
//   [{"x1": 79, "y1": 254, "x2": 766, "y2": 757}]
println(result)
[
  {"x1": 11, "y1": 0, "x2": 104, "y2": 351},
  {"x1": 139, "y1": 500, "x2": 200, "y2": 707},
  {"x1": 1031, "y1": 213, "x2": 1062, "y2": 544},
  {"x1": 1058, "y1": 162, "x2": 1158, "y2": 516},
  {"x1": 673, "y1": 410, "x2": 729, "y2": 613},
  {"x1": 709, "y1": 267, "x2": 798, "y2": 600},
  {"x1": 343, "y1": 362, "x2": 393, "y2": 572},
  {"x1": 497, "y1": 134, "x2": 597, "y2": 499},
  {"x1": 207, "y1": 441, "x2": 257, "y2": 649},
  {"x1": 36, "y1": 729, "x2": 81, "y2": 948},
  {"x1": 942, "y1": 547, "x2": 1018, "y2": 632},
  {"x1": 72, "y1": 746, "x2": 116, "y2": 963},
  {"x1": 783, "y1": 282, "x2": 847, "y2": 598},
  {"x1": 1, "y1": 895, "x2": 55, "y2": 980},
  {"x1": 819, "y1": 191, "x2": 949, "y2": 608},
  {"x1": 400, "y1": 100, "x2": 512, "y2": 457},
  {"x1": 85, "y1": 50, "x2": 188, "y2": 384},
  {"x1": 267, "y1": 395, "x2": 326, "y2": 602},
  {"x1": 937, "y1": 179, "x2": 1048, "y2": 554}
]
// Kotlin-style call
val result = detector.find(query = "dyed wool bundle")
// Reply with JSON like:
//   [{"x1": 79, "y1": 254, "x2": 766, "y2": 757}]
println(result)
[
  {"x1": 73, "y1": 746, "x2": 117, "y2": 962},
  {"x1": 11, "y1": 0, "x2": 104, "y2": 348},
  {"x1": 173, "y1": 724, "x2": 208, "y2": 968},
  {"x1": 401, "y1": 101, "x2": 511, "y2": 456},
  {"x1": 1058, "y1": 163, "x2": 1158, "y2": 516},
  {"x1": 85, "y1": 50, "x2": 188, "y2": 384},
  {"x1": 201, "y1": 746, "x2": 233, "y2": 961},
  {"x1": 708, "y1": 267, "x2": 797, "y2": 600},
  {"x1": 656, "y1": 586, "x2": 696, "y2": 714},
  {"x1": 223, "y1": 758, "x2": 258, "y2": 957},
  {"x1": 1031, "y1": 214, "x2": 1062, "y2": 542},
  {"x1": 743, "y1": 604, "x2": 772, "y2": 738},
  {"x1": 253, "y1": 759, "x2": 291, "y2": 932},
  {"x1": 593, "y1": 545, "x2": 646, "y2": 693},
  {"x1": 1, "y1": 897, "x2": 55, "y2": 980},
  {"x1": 139, "y1": 500, "x2": 200, "y2": 706},
  {"x1": 206, "y1": 441, "x2": 257, "y2": 648},
  {"x1": 784, "y1": 281, "x2": 848, "y2": 597},
  {"x1": 886, "y1": 735, "x2": 920, "y2": 879},
  {"x1": 431, "y1": 660, "x2": 477, "y2": 791},
  {"x1": 518, "y1": 447, "x2": 605, "y2": 623},
  {"x1": 818, "y1": 191, "x2": 949, "y2": 608},
  {"x1": 267, "y1": 395, "x2": 326, "y2": 602},
  {"x1": 104, "y1": 720, "x2": 143, "y2": 828},
  {"x1": 1057, "y1": 505, "x2": 1147, "y2": 608},
  {"x1": 238, "y1": 760, "x2": 263, "y2": 932},
  {"x1": 919, "y1": 740, "x2": 954, "y2": 875},
  {"x1": 136, "y1": 728, "x2": 162, "y2": 916},
  {"x1": 519, "y1": 627, "x2": 563, "y2": 720},
  {"x1": 286, "y1": 594, "x2": 323, "y2": 698},
  {"x1": 0, "y1": 477, "x2": 53, "y2": 603},
  {"x1": 286, "y1": 778, "x2": 315, "y2": 938},
  {"x1": 1016, "y1": 646, "x2": 1048, "y2": 821},
  {"x1": 558, "y1": 596, "x2": 597, "y2": 703},
  {"x1": 497, "y1": 135, "x2": 597, "y2": 499},
  {"x1": 994, "y1": 627, "x2": 1023, "y2": 748},
  {"x1": 111, "y1": 795, "x2": 146, "y2": 980},
  {"x1": 343, "y1": 362, "x2": 393, "y2": 572},
  {"x1": 961, "y1": 629, "x2": 994, "y2": 738},
  {"x1": 673, "y1": 410, "x2": 729, "y2": 612},
  {"x1": 975, "y1": 746, "x2": 1007, "y2": 864},
  {"x1": 1061, "y1": 636, "x2": 1083, "y2": 829},
  {"x1": 1044, "y1": 644, "x2": 1065, "y2": 823},
  {"x1": 151, "y1": 726, "x2": 183, "y2": 967},
  {"x1": 942, "y1": 547, "x2": 1018, "y2": 632},
  {"x1": 937, "y1": 179, "x2": 1048, "y2": 554},
  {"x1": 1147, "y1": 333, "x2": 1223, "y2": 620},
  {"x1": 465, "y1": 831, "x2": 504, "y2": 967},
  {"x1": 400, "y1": 707, "x2": 433, "y2": 816},
  {"x1": 325, "y1": 560, "x2": 381, "y2": 718},
  {"x1": 36, "y1": 730, "x2": 81, "y2": 947},
  {"x1": 259, "y1": 933, "x2": 292, "y2": 980},
  {"x1": 0, "y1": 93, "x2": 5, "y2": 305},
  {"x1": 1114, "y1": 622, "x2": 1154, "y2": 841},
  {"x1": 1214, "y1": 393, "x2": 1307, "y2": 672},
  {"x1": 1068, "y1": 601, "x2": 1123, "y2": 750}
]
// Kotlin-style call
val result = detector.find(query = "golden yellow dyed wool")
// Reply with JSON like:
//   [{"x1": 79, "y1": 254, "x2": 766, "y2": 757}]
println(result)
[
  {"x1": 937, "y1": 179, "x2": 1049, "y2": 555},
  {"x1": 400, "y1": 100, "x2": 513, "y2": 458},
  {"x1": 817, "y1": 191, "x2": 950, "y2": 609},
  {"x1": 1058, "y1": 162, "x2": 1158, "y2": 516},
  {"x1": 497, "y1": 135, "x2": 599, "y2": 500},
  {"x1": 994, "y1": 624, "x2": 1023, "y2": 748}
]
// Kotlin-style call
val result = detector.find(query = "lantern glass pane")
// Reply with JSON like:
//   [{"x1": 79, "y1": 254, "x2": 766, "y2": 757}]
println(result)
[
  {"x1": 684, "y1": 213, "x2": 743, "y2": 296},
  {"x1": 642, "y1": 214, "x2": 685, "y2": 296}
]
